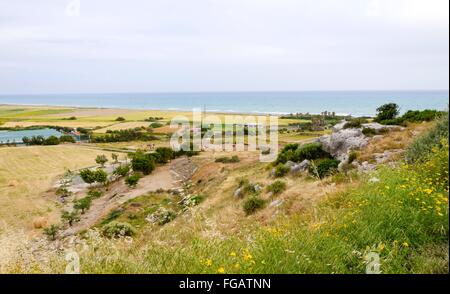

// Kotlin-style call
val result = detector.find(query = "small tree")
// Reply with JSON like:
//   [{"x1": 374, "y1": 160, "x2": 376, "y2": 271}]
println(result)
[
  {"x1": 43, "y1": 224, "x2": 59, "y2": 241},
  {"x1": 79, "y1": 169, "x2": 96, "y2": 185},
  {"x1": 131, "y1": 151, "x2": 155, "y2": 175},
  {"x1": 56, "y1": 187, "x2": 72, "y2": 198},
  {"x1": 74, "y1": 197, "x2": 92, "y2": 214},
  {"x1": 43, "y1": 135, "x2": 60, "y2": 145},
  {"x1": 61, "y1": 210, "x2": 80, "y2": 226},
  {"x1": 113, "y1": 164, "x2": 131, "y2": 177},
  {"x1": 95, "y1": 155, "x2": 108, "y2": 167},
  {"x1": 375, "y1": 103, "x2": 399, "y2": 122},
  {"x1": 94, "y1": 169, "x2": 108, "y2": 185},
  {"x1": 115, "y1": 117, "x2": 126, "y2": 121}
]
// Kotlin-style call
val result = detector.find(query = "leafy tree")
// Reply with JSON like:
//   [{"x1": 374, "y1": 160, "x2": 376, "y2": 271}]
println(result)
[
  {"x1": 94, "y1": 169, "x2": 108, "y2": 185},
  {"x1": 43, "y1": 224, "x2": 59, "y2": 241},
  {"x1": 74, "y1": 197, "x2": 92, "y2": 214},
  {"x1": 155, "y1": 147, "x2": 174, "y2": 163},
  {"x1": 79, "y1": 169, "x2": 96, "y2": 185},
  {"x1": 61, "y1": 210, "x2": 80, "y2": 226},
  {"x1": 115, "y1": 117, "x2": 126, "y2": 121},
  {"x1": 375, "y1": 103, "x2": 399, "y2": 122},
  {"x1": 95, "y1": 154, "x2": 108, "y2": 167},
  {"x1": 131, "y1": 151, "x2": 155, "y2": 175},
  {"x1": 113, "y1": 164, "x2": 131, "y2": 177}
]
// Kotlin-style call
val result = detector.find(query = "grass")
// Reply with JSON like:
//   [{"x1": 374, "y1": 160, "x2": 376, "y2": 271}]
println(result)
[{"x1": 0, "y1": 145, "x2": 116, "y2": 230}]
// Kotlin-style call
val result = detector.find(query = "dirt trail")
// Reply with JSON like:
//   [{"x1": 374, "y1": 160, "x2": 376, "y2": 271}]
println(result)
[{"x1": 64, "y1": 156, "x2": 197, "y2": 235}]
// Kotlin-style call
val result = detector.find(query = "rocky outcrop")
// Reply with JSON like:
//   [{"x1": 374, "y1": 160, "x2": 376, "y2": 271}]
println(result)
[
  {"x1": 361, "y1": 122, "x2": 404, "y2": 133},
  {"x1": 290, "y1": 160, "x2": 310, "y2": 174},
  {"x1": 316, "y1": 129, "x2": 369, "y2": 162},
  {"x1": 332, "y1": 120, "x2": 348, "y2": 132}
]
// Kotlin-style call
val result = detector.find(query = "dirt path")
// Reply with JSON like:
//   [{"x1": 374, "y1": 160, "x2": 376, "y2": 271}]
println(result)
[{"x1": 63, "y1": 157, "x2": 197, "y2": 235}]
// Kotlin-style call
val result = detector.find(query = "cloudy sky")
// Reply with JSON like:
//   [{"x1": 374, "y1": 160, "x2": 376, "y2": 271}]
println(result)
[{"x1": 0, "y1": 0, "x2": 448, "y2": 94}]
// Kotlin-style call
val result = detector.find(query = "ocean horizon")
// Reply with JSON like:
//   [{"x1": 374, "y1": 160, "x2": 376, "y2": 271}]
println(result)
[{"x1": 0, "y1": 90, "x2": 448, "y2": 117}]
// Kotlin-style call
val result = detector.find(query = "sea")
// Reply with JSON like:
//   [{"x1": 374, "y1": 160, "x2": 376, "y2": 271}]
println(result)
[{"x1": 0, "y1": 90, "x2": 448, "y2": 117}]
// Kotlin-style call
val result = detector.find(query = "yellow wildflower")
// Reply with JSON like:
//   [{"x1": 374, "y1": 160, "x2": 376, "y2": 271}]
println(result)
[
  {"x1": 217, "y1": 267, "x2": 225, "y2": 274},
  {"x1": 205, "y1": 259, "x2": 213, "y2": 267}
]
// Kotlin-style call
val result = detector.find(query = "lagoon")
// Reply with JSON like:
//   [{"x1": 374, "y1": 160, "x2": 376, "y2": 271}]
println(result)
[{"x1": 0, "y1": 128, "x2": 62, "y2": 144}]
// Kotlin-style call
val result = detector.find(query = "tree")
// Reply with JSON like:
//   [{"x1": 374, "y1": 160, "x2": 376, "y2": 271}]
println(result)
[
  {"x1": 111, "y1": 153, "x2": 119, "y2": 164},
  {"x1": 113, "y1": 164, "x2": 130, "y2": 177},
  {"x1": 43, "y1": 224, "x2": 59, "y2": 241},
  {"x1": 56, "y1": 187, "x2": 72, "y2": 198},
  {"x1": 375, "y1": 103, "x2": 399, "y2": 122},
  {"x1": 79, "y1": 169, "x2": 96, "y2": 185},
  {"x1": 155, "y1": 147, "x2": 174, "y2": 163},
  {"x1": 95, "y1": 155, "x2": 108, "y2": 167},
  {"x1": 74, "y1": 197, "x2": 92, "y2": 214},
  {"x1": 131, "y1": 151, "x2": 155, "y2": 175},
  {"x1": 115, "y1": 117, "x2": 126, "y2": 121},
  {"x1": 94, "y1": 169, "x2": 108, "y2": 185},
  {"x1": 61, "y1": 210, "x2": 80, "y2": 226}
]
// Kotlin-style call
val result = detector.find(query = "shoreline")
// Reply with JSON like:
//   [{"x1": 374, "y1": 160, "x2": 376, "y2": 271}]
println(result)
[{"x1": 0, "y1": 103, "x2": 359, "y2": 117}]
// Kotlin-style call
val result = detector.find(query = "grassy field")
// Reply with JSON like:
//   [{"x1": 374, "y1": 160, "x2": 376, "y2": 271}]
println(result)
[{"x1": 0, "y1": 145, "x2": 116, "y2": 231}]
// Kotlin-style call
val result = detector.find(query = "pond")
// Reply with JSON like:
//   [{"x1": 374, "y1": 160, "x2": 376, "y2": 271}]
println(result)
[{"x1": 0, "y1": 128, "x2": 63, "y2": 144}]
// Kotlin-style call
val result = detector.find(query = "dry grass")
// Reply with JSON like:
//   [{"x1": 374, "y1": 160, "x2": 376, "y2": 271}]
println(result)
[
  {"x1": 0, "y1": 145, "x2": 115, "y2": 231},
  {"x1": 94, "y1": 122, "x2": 154, "y2": 133}
]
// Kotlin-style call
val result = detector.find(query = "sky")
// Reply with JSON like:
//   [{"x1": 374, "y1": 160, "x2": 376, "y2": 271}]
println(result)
[{"x1": 0, "y1": 0, "x2": 448, "y2": 94}]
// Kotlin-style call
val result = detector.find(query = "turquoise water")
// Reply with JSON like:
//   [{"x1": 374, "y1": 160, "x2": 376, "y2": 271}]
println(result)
[
  {"x1": 0, "y1": 128, "x2": 62, "y2": 144},
  {"x1": 0, "y1": 90, "x2": 448, "y2": 116}
]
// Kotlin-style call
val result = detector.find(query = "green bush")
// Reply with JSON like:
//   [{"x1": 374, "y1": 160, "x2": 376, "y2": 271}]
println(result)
[
  {"x1": 312, "y1": 159, "x2": 340, "y2": 178},
  {"x1": 362, "y1": 127, "x2": 377, "y2": 136},
  {"x1": 42, "y1": 224, "x2": 59, "y2": 241},
  {"x1": 155, "y1": 147, "x2": 174, "y2": 163},
  {"x1": 113, "y1": 164, "x2": 131, "y2": 177},
  {"x1": 150, "y1": 122, "x2": 164, "y2": 128},
  {"x1": 215, "y1": 155, "x2": 240, "y2": 163},
  {"x1": 59, "y1": 135, "x2": 76, "y2": 143},
  {"x1": 343, "y1": 118, "x2": 368, "y2": 129},
  {"x1": 267, "y1": 180, "x2": 287, "y2": 195},
  {"x1": 73, "y1": 196, "x2": 92, "y2": 214},
  {"x1": 115, "y1": 117, "x2": 126, "y2": 121},
  {"x1": 61, "y1": 210, "x2": 80, "y2": 226},
  {"x1": 243, "y1": 196, "x2": 266, "y2": 215},
  {"x1": 274, "y1": 163, "x2": 290, "y2": 178},
  {"x1": 348, "y1": 151, "x2": 358, "y2": 163},
  {"x1": 131, "y1": 151, "x2": 156, "y2": 175},
  {"x1": 43, "y1": 135, "x2": 60, "y2": 145},
  {"x1": 87, "y1": 190, "x2": 103, "y2": 199},
  {"x1": 405, "y1": 112, "x2": 449, "y2": 163},
  {"x1": 102, "y1": 221, "x2": 136, "y2": 238},
  {"x1": 158, "y1": 210, "x2": 177, "y2": 225},
  {"x1": 95, "y1": 155, "x2": 108, "y2": 167},
  {"x1": 125, "y1": 174, "x2": 141, "y2": 188},
  {"x1": 276, "y1": 143, "x2": 330, "y2": 164}
]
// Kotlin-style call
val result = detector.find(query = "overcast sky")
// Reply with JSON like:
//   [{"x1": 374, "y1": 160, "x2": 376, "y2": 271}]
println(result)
[{"x1": 0, "y1": 0, "x2": 448, "y2": 94}]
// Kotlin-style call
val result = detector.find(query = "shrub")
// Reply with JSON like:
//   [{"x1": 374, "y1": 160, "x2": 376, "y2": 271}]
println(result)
[
  {"x1": 267, "y1": 180, "x2": 287, "y2": 195},
  {"x1": 111, "y1": 153, "x2": 119, "y2": 163},
  {"x1": 312, "y1": 158, "x2": 340, "y2": 178},
  {"x1": 61, "y1": 210, "x2": 80, "y2": 226},
  {"x1": 79, "y1": 169, "x2": 96, "y2": 184},
  {"x1": 73, "y1": 196, "x2": 92, "y2": 214},
  {"x1": 348, "y1": 151, "x2": 358, "y2": 163},
  {"x1": 94, "y1": 169, "x2": 108, "y2": 185},
  {"x1": 131, "y1": 151, "x2": 156, "y2": 175},
  {"x1": 102, "y1": 221, "x2": 136, "y2": 238},
  {"x1": 343, "y1": 118, "x2": 368, "y2": 129},
  {"x1": 155, "y1": 147, "x2": 174, "y2": 163},
  {"x1": 113, "y1": 164, "x2": 131, "y2": 177},
  {"x1": 95, "y1": 155, "x2": 108, "y2": 167},
  {"x1": 43, "y1": 224, "x2": 59, "y2": 241},
  {"x1": 276, "y1": 143, "x2": 330, "y2": 164},
  {"x1": 88, "y1": 190, "x2": 103, "y2": 199},
  {"x1": 406, "y1": 112, "x2": 449, "y2": 163},
  {"x1": 43, "y1": 135, "x2": 60, "y2": 145},
  {"x1": 115, "y1": 117, "x2": 126, "y2": 121},
  {"x1": 150, "y1": 122, "x2": 164, "y2": 128},
  {"x1": 157, "y1": 210, "x2": 177, "y2": 225},
  {"x1": 215, "y1": 155, "x2": 240, "y2": 163},
  {"x1": 59, "y1": 135, "x2": 76, "y2": 143},
  {"x1": 243, "y1": 196, "x2": 265, "y2": 215},
  {"x1": 362, "y1": 127, "x2": 377, "y2": 136},
  {"x1": 274, "y1": 163, "x2": 290, "y2": 178},
  {"x1": 375, "y1": 103, "x2": 399, "y2": 122},
  {"x1": 125, "y1": 174, "x2": 141, "y2": 188}
]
